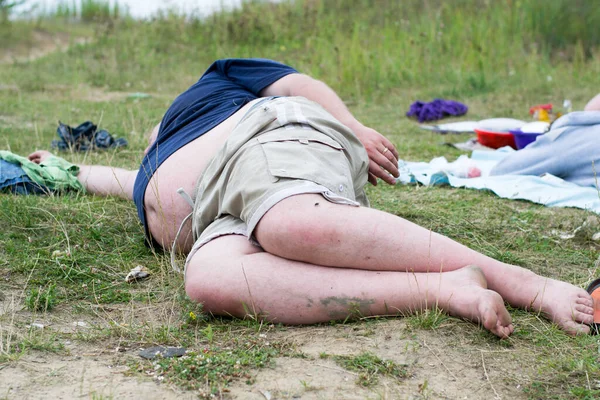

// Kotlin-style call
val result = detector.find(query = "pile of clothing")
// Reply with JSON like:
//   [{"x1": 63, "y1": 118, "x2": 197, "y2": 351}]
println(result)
[
  {"x1": 1, "y1": 120, "x2": 127, "y2": 194},
  {"x1": 0, "y1": 151, "x2": 84, "y2": 195}
]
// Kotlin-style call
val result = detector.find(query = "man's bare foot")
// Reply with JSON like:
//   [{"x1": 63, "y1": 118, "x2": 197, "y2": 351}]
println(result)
[
  {"x1": 437, "y1": 266, "x2": 514, "y2": 338},
  {"x1": 523, "y1": 276, "x2": 594, "y2": 335}
]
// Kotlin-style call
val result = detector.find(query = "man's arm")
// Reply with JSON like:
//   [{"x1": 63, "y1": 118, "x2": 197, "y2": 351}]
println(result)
[
  {"x1": 28, "y1": 150, "x2": 136, "y2": 200},
  {"x1": 260, "y1": 73, "x2": 399, "y2": 185},
  {"x1": 76, "y1": 164, "x2": 136, "y2": 200}
]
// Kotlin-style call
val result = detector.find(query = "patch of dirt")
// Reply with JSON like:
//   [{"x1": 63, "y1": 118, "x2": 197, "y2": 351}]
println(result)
[
  {"x1": 0, "y1": 350, "x2": 196, "y2": 399},
  {"x1": 1, "y1": 29, "x2": 89, "y2": 65},
  {"x1": 0, "y1": 283, "x2": 537, "y2": 399},
  {"x1": 0, "y1": 279, "x2": 540, "y2": 400},
  {"x1": 1, "y1": 304, "x2": 531, "y2": 400},
  {"x1": 229, "y1": 321, "x2": 528, "y2": 399},
  {"x1": 0, "y1": 294, "x2": 197, "y2": 399},
  {"x1": 0, "y1": 289, "x2": 24, "y2": 318},
  {"x1": 1, "y1": 82, "x2": 169, "y2": 104}
]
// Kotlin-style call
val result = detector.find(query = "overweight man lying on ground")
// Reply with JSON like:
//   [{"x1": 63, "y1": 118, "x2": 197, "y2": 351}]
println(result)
[{"x1": 29, "y1": 58, "x2": 594, "y2": 338}]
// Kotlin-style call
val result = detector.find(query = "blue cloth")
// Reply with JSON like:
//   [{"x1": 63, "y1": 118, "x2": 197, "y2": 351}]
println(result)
[
  {"x1": 490, "y1": 111, "x2": 600, "y2": 187},
  {"x1": 396, "y1": 148, "x2": 600, "y2": 214},
  {"x1": 406, "y1": 99, "x2": 468, "y2": 123},
  {"x1": 133, "y1": 58, "x2": 298, "y2": 238},
  {"x1": 0, "y1": 159, "x2": 46, "y2": 195}
]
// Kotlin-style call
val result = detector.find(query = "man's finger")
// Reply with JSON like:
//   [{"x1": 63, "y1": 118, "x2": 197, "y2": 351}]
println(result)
[
  {"x1": 368, "y1": 171, "x2": 377, "y2": 186},
  {"x1": 381, "y1": 146, "x2": 399, "y2": 169},
  {"x1": 389, "y1": 144, "x2": 399, "y2": 160},
  {"x1": 375, "y1": 138, "x2": 398, "y2": 165},
  {"x1": 373, "y1": 151, "x2": 399, "y2": 179},
  {"x1": 381, "y1": 137, "x2": 399, "y2": 159},
  {"x1": 376, "y1": 167, "x2": 397, "y2": 185},
  {"x1": 369, "y1": 159, "x2": 396, "y2": 185}
]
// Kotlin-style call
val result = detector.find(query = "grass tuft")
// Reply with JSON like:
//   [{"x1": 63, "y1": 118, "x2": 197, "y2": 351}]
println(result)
[
  {"x1": 406, "y1": 307, "x2": 449, "y2": 331},
  {"x1": 144, "y1": 343, "x2": 281, "y2": 398},
  {"x1": 325, "y1": 352, "x2": 408, "y2": 387},
  {"x1": 24, "y1": 283, "x2": 57, "y2": 312}
]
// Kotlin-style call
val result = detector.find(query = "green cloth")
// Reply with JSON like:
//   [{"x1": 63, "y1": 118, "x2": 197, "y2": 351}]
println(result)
[{"x1": 0, "y1": 151, "x2": 85, "y2": 192}]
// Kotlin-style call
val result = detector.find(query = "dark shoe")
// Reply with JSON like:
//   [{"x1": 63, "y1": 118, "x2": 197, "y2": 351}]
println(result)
[
  {"x1": 93, "y1": 129, "x2": 128, "y2": 149},
  {"x1": 55, "y1": 121, "x2": 96, "y2": 150},
  {"x1": 52, "y1": 121, "x2": 127, "y2": 151}
]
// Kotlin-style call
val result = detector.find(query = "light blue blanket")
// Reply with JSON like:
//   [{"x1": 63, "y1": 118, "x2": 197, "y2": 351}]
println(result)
[
  {"x1": 397, "y1": 147, "x2": 600, "y2": 214},
  {"x1": 490, "y1": 111, "x2": 600, "y2": 187}
]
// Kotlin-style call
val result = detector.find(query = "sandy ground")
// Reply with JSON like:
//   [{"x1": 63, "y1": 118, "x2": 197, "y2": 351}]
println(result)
[
  {"x1": 1, "y1": 285, "x2": 526, "y2": 399},
  {"x1": 227, "y1": 322, "x2": 527, "y2": 399},
  {"x1": 1, "y1": 353, "x2": 196, "y2": 400},
  {"x1": 0, "y1": 314, "x2": 529, "y2": 399}
]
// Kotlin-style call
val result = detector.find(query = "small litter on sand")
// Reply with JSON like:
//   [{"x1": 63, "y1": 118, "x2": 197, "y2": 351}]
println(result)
[
  {"x1": 138, "y1": 346, "x2": 186, "y2": 360},
  {"x1": 125, "y1": 265, "x2": 150, "y2": 283}
]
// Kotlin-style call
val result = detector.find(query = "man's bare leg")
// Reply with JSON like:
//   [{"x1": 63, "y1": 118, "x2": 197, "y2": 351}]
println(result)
[
  {"x1": 253, "y1": 194, "x2": 594, "y2": 334},
  {"x1": 185, "y1": 235, "x2": 514, "y2": 338}
]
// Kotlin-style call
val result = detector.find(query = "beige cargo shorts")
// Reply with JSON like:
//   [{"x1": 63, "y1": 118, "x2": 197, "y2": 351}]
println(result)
[{"x1": 184, "y1": 96, "x2": 370, "y2": 272}]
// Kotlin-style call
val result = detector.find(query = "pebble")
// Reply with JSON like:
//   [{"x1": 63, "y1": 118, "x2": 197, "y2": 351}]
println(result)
[{"x1": 138, "y1": 346, "x2": 187, "y2": 360}]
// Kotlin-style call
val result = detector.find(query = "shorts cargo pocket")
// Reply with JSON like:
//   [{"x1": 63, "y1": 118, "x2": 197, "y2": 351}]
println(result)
[{"x1": 257, "y1": 131, "x2": 356, "y2": 198}]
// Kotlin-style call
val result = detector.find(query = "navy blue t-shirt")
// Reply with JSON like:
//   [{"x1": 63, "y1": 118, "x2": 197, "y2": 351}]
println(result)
[{"x1": 133, "y1": 58, "x2": 298, "y2": 240}]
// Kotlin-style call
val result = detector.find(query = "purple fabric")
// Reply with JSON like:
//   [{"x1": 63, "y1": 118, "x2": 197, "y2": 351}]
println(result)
[{"x1": 406, "y1": 99, "x2": 468, "y2": 123}]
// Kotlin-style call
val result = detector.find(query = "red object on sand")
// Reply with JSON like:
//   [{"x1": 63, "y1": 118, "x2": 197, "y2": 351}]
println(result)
[
  {"x1": 475, "y1": 128, "x2": 517, "y2": 149},
  {"x1": 529, "y1": 103, "x2": 553, "y2": 115},
  {"x1": 587, "y1": 278, "x2": 600, "y2": 334},
  {"x1": 593, "y1": 292, "x2": 600, "y2": 325}
]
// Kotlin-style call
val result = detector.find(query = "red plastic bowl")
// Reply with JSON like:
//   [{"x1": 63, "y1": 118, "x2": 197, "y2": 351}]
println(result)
[{"x1": 475, "y1": 128, "x2": 517, "y2": 149}]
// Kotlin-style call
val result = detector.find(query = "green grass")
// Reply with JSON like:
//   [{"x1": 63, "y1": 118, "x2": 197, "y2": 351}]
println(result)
[
  {"x1": 147, "y1": 342, "x2": 282, "y2": 398},
  {"x1": 51, "y1": 0, "x2": 126, "y2": 22},
  {"x1": 321, "y1": 352, "x2": 408, "y2": 387},
  {"x1": 2, "y1": 0, "x2": 599, "y2": 99},
  {"x1": 24, "y1": 283, "x2": 57, "y2": 311},
  {"x1": 405, "y1": 307, "x2": 449, "y2": 331},
  {"x1": 1, "y1": 0, "x2": 600, "y2": 397}
]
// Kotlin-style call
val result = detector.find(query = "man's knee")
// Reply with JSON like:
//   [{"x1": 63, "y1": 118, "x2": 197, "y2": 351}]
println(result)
[
  {"x1": 184, "y1": 259, "x2": 219, "y2": 310},
  {"x1": 184, "y1": 235, "x2": 260, "y2": 313},
  {"x1": 185, "y1": 259, "x2": 240, "y2": 314}
]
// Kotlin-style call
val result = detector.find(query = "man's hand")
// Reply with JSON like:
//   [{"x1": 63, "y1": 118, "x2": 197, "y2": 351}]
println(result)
[
  {"x1": 353, "y1": 125, "x2": 399, "y2": 185},
  {"x1": 28, "y1": 150, "x2": 53, "y2": 164},
  {"x1": 261, "y1": 74, "x2": 400, "y2": 185}
]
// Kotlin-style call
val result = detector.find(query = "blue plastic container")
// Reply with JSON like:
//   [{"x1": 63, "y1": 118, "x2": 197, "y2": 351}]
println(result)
[{"x1": 510, "y1": 129, "x2": 542, "y2": 150}]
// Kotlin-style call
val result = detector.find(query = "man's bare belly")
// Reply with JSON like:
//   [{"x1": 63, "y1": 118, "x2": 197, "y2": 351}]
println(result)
[{"x1": 143, "y1": 99, "x2": 262, "y2": 252}]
